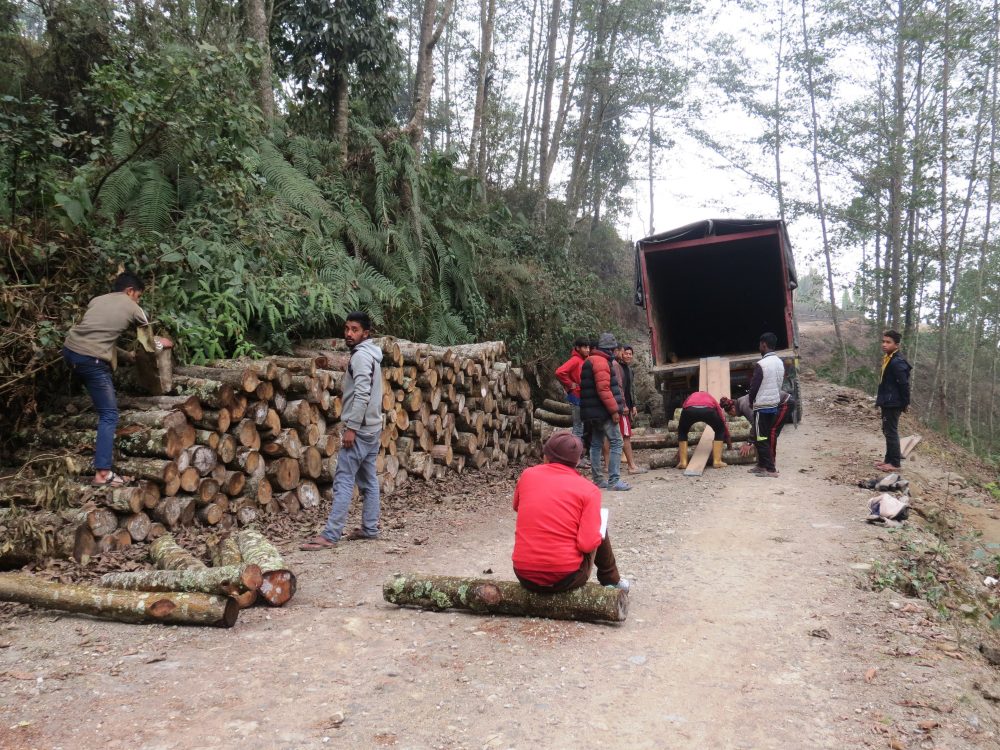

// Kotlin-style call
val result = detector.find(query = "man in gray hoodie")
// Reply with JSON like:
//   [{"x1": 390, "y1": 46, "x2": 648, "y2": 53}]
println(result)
[{"x1": 301, "y1": 311, "x2": 384, "y2": 549}]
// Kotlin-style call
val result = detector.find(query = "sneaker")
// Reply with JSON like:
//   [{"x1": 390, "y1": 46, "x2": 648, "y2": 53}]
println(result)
[
  {"x1": 755, "y1": 470, "x2": 780, "y2": 479},
  {"x1": 593, "y1": 478, "x2": 609, "y2": 489},
  {"x1": 609, "y1": 480, "x2": 632, "y2": 491},
  {"x1": 748, "y1": 467, "x2": 764, "y2": 474}
]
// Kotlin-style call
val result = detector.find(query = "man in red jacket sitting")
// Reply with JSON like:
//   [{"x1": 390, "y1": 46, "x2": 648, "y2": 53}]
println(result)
[
  {"x1": 554, "y1": 336, "x2": 591, "y2": 440},
  {"x1": 512, "y1": 432, "x2": 630, "y2": 593}
]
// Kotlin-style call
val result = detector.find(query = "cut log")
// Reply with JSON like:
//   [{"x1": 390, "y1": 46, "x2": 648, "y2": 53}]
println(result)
[
  {"x1": 152, "y1": 496, "x2": 197, "y2": 530},
  {"x1": 150, "y1": 533, "x2": 207, "y2": 570},
  {"x1": 194, "y1": 408, "x2": 232, "y2": 433},
  {"x1": 181, "y1": 445, "x2": 219, "y2": 476},
  {"x1": 233, "y1": 447, "x2": 261, "y2": 474},
  {"x1": 298, "y1": 446, "x2": 323, "y2": 479},
  {"x1": 178, "y1": 467, "x2": 201, "y2": 493},
  {"x1": 383, "y1": 574, "x2": 627, "y2": 622},
  {"x1": 265, "y1": 457, "x2": 300, "y2": 491},
  {"x1": 197, "y1": 503, "x2": 225, "y2": 526},
  {"x1": 235, "y1": 529, "x2": 296, "y2": 606},
  {"x1": 0, "y1": 574, "x2": 238, "y2": 627},
  {"x1": 216, "y1": 434, "x2": 238, "y2": 465},
  {"x1": 233, "y1": 419, "x2": 261, "y2": 450},
  {"x1": 207, "y1": 357, "x2": 278, "y2": 381},
  {"x1": 96, "y1": 485, "x2": 145, "y2": 514},
  {"x1": 47, "y1": 408, "x2": 188, "y2": 433},
  {"x1": 196, "y1": 477, "x2": 221, "y2": 504},
  {"x1": 453, "y1": 432, "x2": 479, "y2": 455},
  {"x1": 280, "y1": 399, "x2": 314, "y2": 428},
  {"x1": 245, "y1": 471, "x2": 273, "y2": 505},
  {"x1": 99, "y1": 563, "x2": 263, "y2": 597},
  {"x1": 171, "y1": 376, "x2": 236, "y2": 409},
  {"x1": 296, "y1": 480, "x2": 322, "y2": 509},
  {"x1": 117, "y1": 425, "x2": 195, "y2": 460},
  {"x1": 207, "y1": 536, "x2": 242, "y2": 567},
  {"x1": 116, "y1": 394, "x2": 204, "y2": 421},
  {"x1": 261, "y1": 429, "x2": 303, "y2": 460},
  {"x1": 219, "y1": 470, "x2": 246, "y2": 497},
  {"x1": 121, "y1": 511, "x2": 152, "y2": 542},
  {"x1": 174, "y1": 365, "x2": 259, "y2": 394},
  {"x1": 98, "y1": 528, "x2": 132, "y2": 553},
  {"x1": 112, "y1": 458, "x2": 180, "y2": 496},
  {"x1": 534, "y1": 408, "x2": 573, "y2": 427}
]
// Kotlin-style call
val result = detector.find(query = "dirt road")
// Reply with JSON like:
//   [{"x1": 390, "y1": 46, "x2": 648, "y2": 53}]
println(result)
[{"x1": 2, "y1": 375, "x2": 1000, "y2": 749}]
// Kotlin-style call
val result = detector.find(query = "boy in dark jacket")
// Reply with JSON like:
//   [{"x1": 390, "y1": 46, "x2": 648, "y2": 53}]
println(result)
[{"x1": 875, "y1": 330, "x2": 911, "y2": 471}]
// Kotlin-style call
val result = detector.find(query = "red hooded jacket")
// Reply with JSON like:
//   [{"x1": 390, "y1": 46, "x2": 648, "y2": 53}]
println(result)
[{"x1": 555, "y1": 350, "x2": 586, "y2": 398}]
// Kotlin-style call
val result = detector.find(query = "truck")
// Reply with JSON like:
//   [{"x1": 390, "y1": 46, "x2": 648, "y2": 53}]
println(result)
[{"x1": 634, "y1": 218, "x2": 800, "y2": 417}]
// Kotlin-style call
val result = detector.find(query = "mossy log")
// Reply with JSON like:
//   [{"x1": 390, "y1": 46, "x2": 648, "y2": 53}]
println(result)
[
  {"x1": 382, "y1": 574, "x2": 628, "y2": 623},
  {"x1": 207, "y1": 536, "x2": 243, "y2": 567},
  {"x1": 114, "y1": 394, "x2": 203, "y2": 421},
  {"x1": 235, "y1": 528, "x2": 296, "y2": 606},
  {"x1": 0, "y1": 574, "x2": 239, "y2": 627},
  {"x1": 45, "y1": 409, "x2": 188, "y2": 433},
  {"x1": 116, "y1": 425, "x2": 196, "y2": 460},
  {"x1": 0, "y1": 512, "x2": 96, "y2": 566},
  {"x1": 647, "y1": 447, "x2": 757, "y2": 469},
  {"x1": 174, "y1": 365, "x2": 260, "y2": 394},
  {"x1": 171, "y1": 376, "x2": 236, "y2": 409},
  {"x1": 99, "y1": 563, "x2": 262, "y2": 597},
  {"x1": 533, "y1": 408, "x2": 573, "y2": 427},
  {"x1": 150, "y1": 533, "x2": 206, "y2": 571},
  {"x1": 113, "y1": 458, "x2": 180, "y2": 496}
]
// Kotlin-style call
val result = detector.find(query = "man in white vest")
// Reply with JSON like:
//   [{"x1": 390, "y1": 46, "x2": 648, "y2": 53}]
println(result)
[{"x1": 748, "y1": 332, "x2": 786, "y2": 478}]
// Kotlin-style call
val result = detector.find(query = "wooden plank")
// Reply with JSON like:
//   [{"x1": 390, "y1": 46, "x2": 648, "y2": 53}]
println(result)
[
  {"x1": 900, "y1": 434, "x2": 922, "y2": 459},
  {"x1": 684, "y1": 425, "x2": 715, "y2": 476}
]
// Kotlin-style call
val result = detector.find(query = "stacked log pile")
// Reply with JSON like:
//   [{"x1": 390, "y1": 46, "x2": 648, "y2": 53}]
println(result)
[{"x1": 5, "y1": 338, "x2": 534, "y2": 561}]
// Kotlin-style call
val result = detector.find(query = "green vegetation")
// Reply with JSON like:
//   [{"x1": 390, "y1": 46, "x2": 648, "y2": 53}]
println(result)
[{"x1": 0, "y1": 0, "x2": 651, "y2": 432}]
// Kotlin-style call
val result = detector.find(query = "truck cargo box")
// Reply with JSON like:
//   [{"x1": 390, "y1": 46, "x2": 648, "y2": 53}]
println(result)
[{"x1": 635, "y1": 219, "x2": 800, "y2": 412}]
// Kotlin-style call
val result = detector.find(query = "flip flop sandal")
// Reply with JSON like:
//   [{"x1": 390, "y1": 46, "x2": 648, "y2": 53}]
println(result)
[
  {"x1": 92, "y1": 471, "x2": 131, "y2": 487},
  {"x1": 299, "y1": 535, "x2": 337, "y2": 551}
]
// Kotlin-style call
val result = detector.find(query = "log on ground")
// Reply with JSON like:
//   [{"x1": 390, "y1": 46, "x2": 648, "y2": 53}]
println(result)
[
  {"x1": 235, "y1": 528, "x2": 296, "y2": 606},
  {"x1": 99, "y1": 563, "x2": 262, "y2": 596},
  {"x1": 382, "y1": 574, "x2": 627, "y2": 623},
  {"x1": 150, "y1": 533, "x2": 207, "y2": 570},
  {"x1": 0, "y1": 573, "x2": 238, "y2": 627}
]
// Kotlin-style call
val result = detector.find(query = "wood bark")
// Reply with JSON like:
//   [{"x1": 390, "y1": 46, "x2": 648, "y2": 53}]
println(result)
[
  {"x1": 235, "y1": 529, "x2": 296, "y2": 606},
  {"x1": 383, "y1": 574, "x2": 627, "y2": 623},
  {"x1": 100, "y1": 563, "x2": 262, "y2": 597},
  {"x1": 150, "y1": 533, "x2": 206, "y2": 571},
  {"x1": 0, "y1": 573, "x2": 239, "y2": 627}
]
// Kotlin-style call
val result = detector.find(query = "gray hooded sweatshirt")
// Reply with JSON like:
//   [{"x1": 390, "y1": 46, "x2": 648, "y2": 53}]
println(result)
[{"x1": 341, "y1": 338, "x2": 384, "y2": 436}]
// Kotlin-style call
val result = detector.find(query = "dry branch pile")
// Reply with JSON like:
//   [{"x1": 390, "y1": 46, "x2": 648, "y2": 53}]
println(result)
[{"x1": 3, "y1": 338, "x2": 535, "y2": 564}]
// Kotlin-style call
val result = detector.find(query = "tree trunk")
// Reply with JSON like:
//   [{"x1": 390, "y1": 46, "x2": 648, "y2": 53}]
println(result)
[
  {"x1": 405, "y1": 0, "x2": 455, "y2": 153},
  {"x1": 244, "y1": 0, "x2": 274, "y2": 119},
  {"x1": 383, "y1": 574, "x2": 627, "y2": 623},
  {"x1": 0, "y1": 574, "x2": 239, "y2": 627}
]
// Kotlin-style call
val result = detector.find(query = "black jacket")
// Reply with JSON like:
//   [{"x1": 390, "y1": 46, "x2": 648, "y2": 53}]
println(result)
[
  {"x1": 580, "y1": 350, "x2": 624, "y2": 421},
  {"x1": 876, "y1": 352, "x2": 911, "y2": 409}
]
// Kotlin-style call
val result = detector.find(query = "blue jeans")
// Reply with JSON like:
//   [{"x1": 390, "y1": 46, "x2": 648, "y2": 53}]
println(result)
[
  {"x1": 322, "y1": 430, "x2": 381, "y2": 541},
  {"x1": 589, "y1": 418, "x2": 623, "y2": 485},
  {"x1": 62, "y1": 347, "x2": 117, "y2": 471}
]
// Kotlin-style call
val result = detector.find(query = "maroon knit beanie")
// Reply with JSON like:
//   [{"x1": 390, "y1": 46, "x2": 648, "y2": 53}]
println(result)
[{"x1": 543, "y1": 432, "x2": 583, "y2": 467}]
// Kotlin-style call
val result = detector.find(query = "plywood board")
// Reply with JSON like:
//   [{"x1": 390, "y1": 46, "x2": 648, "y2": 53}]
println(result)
[
  {"x1": 900, "y1": 434, "x2": 922, "y2": 459},
  {"x1": 684, "y1": 425, "x2": 715, "y2": 476}
]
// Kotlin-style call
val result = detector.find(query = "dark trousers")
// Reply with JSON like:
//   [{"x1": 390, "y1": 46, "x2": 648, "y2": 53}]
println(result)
[
  {"x1": 515, "y1": 533, "x2": 621, "y2": 593},
  {"x1": 881, "y1": 407, "x2": 903, "y2": 467},
  {"x1": 770, "y1": 397, "x2": 796, "y2": 459},
  {"x1": 62, "y1": 347, "x2": 118, "y2": 471},
  {"x1": 678, "y1": 406, "x2": 726, "y2": 442},
  {"x1": 753, "y1": 409, "x2": 778, "y2": 472}
]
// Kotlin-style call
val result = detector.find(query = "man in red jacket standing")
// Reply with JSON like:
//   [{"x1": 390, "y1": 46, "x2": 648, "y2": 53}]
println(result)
[
  {"x1": 554, "y1": 336, "x2": 591, "y2": 440},
  {"x1": 512, "y1": 433, "x2": 629, "y2": 593}
]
